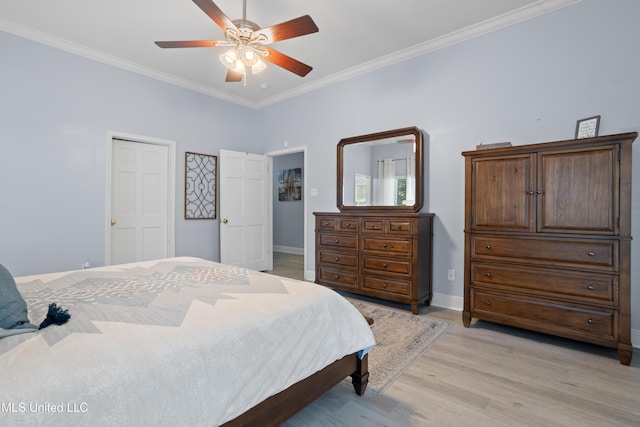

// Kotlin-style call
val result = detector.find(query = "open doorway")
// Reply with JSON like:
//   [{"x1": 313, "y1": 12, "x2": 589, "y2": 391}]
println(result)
[{"x1": 266, "y1": 146, "x2": 307, "y2": 281}]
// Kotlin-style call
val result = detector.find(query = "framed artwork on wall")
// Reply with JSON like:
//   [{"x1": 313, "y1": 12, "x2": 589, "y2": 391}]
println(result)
[
  {"x1": 185, "y1": 152, "x2": 217, "y2": 219},
  {"x1": 278, "y1": 168, "x2": 302, "y2": 201}
]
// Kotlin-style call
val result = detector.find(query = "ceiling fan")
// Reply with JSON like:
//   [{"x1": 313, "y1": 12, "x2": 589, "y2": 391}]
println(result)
[{"x1": 155, "y1": 0, "x2": 319, "y2": 83}]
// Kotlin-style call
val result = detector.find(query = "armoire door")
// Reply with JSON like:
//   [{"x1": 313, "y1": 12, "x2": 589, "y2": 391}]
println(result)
[
  {"x1": 471, "y1": 154, "x2": 536, "y2": 232},
  {"x1": 537, "y1": 146, "x2": 618, "y2": 235}
]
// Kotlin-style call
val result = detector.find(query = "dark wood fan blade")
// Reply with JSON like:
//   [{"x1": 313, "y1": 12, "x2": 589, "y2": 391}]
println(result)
[
  {"x1": 192, "y1": 0, "x2": 237, "y2": 32},
  {"x1": 155, "y1": 40, "x2": 217, "y2": 48},
  {"x1": 262, "y1": 47, "x2": 313, "y2": 77},
  {"x1": 225, "y1": 69, "x2": 243, "y2": 82},
  {"x1": 254, "y1": 15, "x2": 319, "y2": 43}
]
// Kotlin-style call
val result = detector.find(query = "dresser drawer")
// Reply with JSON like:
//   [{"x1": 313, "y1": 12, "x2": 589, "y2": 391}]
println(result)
[
  {"x1": 388, "y1": 219, "x2": 413, "y2": 234},
  {"x1": 473, "y1": 236, "x2": 616, "y2": 270},
  {"x1": 363, "y1": 276, "x2": 410, "y2": 296},
  {"x1": 317, "y1": 266, "x2": 358, "y2": 289},
  {"x1": 316, "y1": 216, "x2": 338, "y2": 230},
  {"x1": 362, "y1": 237, "x2": 411, "y2": 255},
  {"x1": 361, "y1": 219, "x2": 384, "y2": 233},
  {"x1": 338, "y1": 217, "x2": 359, "y2": 232},
  {"x1": 471, "y1": 290, "x2": 616, "y2": 341},
  {"x1": 318, "y1": 233, "x2": 358, "y2": 250},
  {"x1": 472, "y1": 263, "x2": 616, "y2": 304},
  {"x1": 362, "y1": 255, "x2": 411, "y2": 275},
  {"x1": 361, "y1": 219, "x2": 414, "y2": 234},
  {"x1": 318, "y1": 250, "x2": 357, "y2": 268}
]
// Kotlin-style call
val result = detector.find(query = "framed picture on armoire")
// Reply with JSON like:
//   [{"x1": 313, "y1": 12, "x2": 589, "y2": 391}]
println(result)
[{"x1": 575, "y1": 115, "x2": 600, "y2": 139}]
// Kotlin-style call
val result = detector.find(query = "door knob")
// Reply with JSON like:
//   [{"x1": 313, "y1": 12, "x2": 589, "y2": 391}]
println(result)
[
  {"x1": 222, "y1": 218, "x2": 228, "y2": 224},
  {"x1": 110, "y1": 218, "x2": 117, "y2": 225}
]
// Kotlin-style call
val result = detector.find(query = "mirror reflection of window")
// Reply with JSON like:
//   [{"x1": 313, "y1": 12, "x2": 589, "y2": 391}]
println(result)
[
  {"x1": 375, "y1": 156, "x2": 415, "y2": 206},
  {"x1": 404, "y1": 156, "x2": 415, "y2": 206},
  {"x1": 376, "y1": 158, "x2": 396, "y2": 205},
  {"x1": 354, "y1": 173, "x2": 371, "y2": 206},
  {"x1": 395, "y1": 177, "x2": 407, "y2": 205}
]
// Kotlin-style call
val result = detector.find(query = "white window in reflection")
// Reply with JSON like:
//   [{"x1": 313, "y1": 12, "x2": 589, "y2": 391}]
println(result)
[{"x1": 354, "y1": 173, "x2": 371, "y2": 206}]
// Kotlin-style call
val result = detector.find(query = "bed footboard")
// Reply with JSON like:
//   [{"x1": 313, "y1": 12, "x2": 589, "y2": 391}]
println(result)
[{"x1": 222, "y1": 352, "x2": 368, "y2": 427}]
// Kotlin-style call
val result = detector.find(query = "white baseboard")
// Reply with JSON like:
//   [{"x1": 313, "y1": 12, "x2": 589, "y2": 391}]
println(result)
[
  {"x1": 431, "y1": 292, "x2": 464, "y2": 311},
  {"x1": 306, "y1": 269, "x2": 315, "y2": 282},
  {"x1": 273, "y1": 245, "x2": 304, "y2": 255},
  {"x1": 632, "y1": 329, "x2": 640, "y2": 349}
]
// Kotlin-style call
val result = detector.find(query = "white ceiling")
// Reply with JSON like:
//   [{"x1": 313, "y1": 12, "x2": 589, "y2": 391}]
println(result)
[{"x1": 0, "y1": 0, "x2": 581, "y2": 108}]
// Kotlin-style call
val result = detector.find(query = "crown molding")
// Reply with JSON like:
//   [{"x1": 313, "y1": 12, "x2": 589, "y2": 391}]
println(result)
[
  {"x1": 255, "y1": 0, "x2": 583, "y2": 108},
  {"x1": 1, "y1": 0, "x2": 582, "y2": 110},
  {"x1": 0, "y1": 17, "x2": 256, "y2": 108}
]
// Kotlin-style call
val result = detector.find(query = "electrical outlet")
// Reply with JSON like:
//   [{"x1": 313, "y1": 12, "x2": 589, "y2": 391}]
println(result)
[{"x1": 447, "y1": 269, "x2": 455, "y2": 281}]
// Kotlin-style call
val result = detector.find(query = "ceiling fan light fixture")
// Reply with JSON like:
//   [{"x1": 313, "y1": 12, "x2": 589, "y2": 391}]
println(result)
[
  {"x1": 240, "y1": 47, "x2": 258, "y2": 66},
  {"x1": 222, "y1": 46, "x2": 265, "y2": 75},
  {"x1": 251, "y1": 58, "x2": 267, "y2": 75},
  {"x1": 232, "y1": 60, "x2": 246, "y2": 74},
  {"x1": 219, "y1": 48, "x2": 238, "y2": 68}
]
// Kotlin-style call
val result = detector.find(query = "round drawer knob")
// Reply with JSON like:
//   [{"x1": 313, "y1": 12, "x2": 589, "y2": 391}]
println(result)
[
  {"x1": 588, "y1": 251, "x2": 596, "y2": 257},
  {"x1": 485, "y1": 300, "x2": 491, "y2": 305},
  {"x1": 587, "y1": 319, "x2": 594, "y2": 325},
  {"x1": 334, "y1": 274, "x2": 340, "y2": 280},
  {"x1": 485, "y1": 273, "x2": 492, "y2": 278},
  {"x1": 485, "y1": 244, "x2": 491, "y2": 249},
  {"x1": 334, "y1": 240, "x2": 339, "y2": 243},
  {"x1": 334, "y1": 257, "x2": 340, "y2": 262},
  {"x1": 383, "y1": 283, "x2": 388, "y2": 288},
  {"x1": 383, "y1": 244, "x2": 388, "y2": 249},
  {"x1": 383, "y1": 264, "x2": 388, "y2": 269},
  {"x1": 587, "y1": 284, "x2": 595, "y2": 291}
]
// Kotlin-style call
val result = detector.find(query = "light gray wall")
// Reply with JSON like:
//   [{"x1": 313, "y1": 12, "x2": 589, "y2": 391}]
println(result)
[
  {"x1": 272, "y1": 152, "x2": 304, "y2": 251},
  {"x1": 257, "y1": 0, "x2": 640, "y2": 329},
  {"x1": 1, "y1": 0, "x2": 639, "y2": 333},
  {"x1": 0, "y1": 30, "x2": 259, "y2": 276}
]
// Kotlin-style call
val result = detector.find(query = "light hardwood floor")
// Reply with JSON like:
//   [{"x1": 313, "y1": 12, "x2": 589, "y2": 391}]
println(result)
[
  {"x1": 266, "y1": 251, "x2": 305, "y2": 280},
  {"x1": 269, "y1": 253, "x2": 640, "y2": 426}
]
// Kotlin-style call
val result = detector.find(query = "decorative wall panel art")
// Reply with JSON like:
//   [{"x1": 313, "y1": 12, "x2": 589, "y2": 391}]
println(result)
[{"x1": 185, "y1": 152, "x2": 217, "y2": 219}]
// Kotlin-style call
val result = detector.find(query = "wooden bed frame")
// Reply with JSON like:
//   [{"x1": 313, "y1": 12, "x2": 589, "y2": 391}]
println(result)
[{"x1": 222, "y1": 352, "x2": 369, "y2": 426}]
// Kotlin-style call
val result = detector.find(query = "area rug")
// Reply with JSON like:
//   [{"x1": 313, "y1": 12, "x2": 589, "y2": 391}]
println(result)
[{"x1": 345, "y1": 297, "x2": 450, "y2": 394}]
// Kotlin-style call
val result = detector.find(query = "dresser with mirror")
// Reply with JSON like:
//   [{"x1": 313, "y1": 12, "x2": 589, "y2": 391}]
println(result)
[{"x1": 314, "y1": 127, "x2": 435, "y2": 314}]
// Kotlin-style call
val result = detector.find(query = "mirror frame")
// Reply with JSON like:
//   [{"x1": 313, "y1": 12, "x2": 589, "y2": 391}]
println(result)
[{"x1": 337, "y1": 126, "x2": 423, "y2": 212}]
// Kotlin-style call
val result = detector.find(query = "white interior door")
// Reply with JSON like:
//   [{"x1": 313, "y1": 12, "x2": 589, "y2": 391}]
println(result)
[
  {"x1": 110, "y1": 139, "x2": 169, "y2": 264},
  {"x1": 219, "y1": 149, "x2": 270, "y2": 271}
]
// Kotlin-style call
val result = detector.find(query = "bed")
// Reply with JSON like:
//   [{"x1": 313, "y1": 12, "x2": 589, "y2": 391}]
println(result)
[{"x1": 0, "y1": 257, "x2": 375, "y2": 426}]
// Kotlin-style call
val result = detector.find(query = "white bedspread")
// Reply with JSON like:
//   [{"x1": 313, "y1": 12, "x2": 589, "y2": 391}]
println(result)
[{"x1": 0, "y1": 257, "x2": 375, "y2": 426}]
